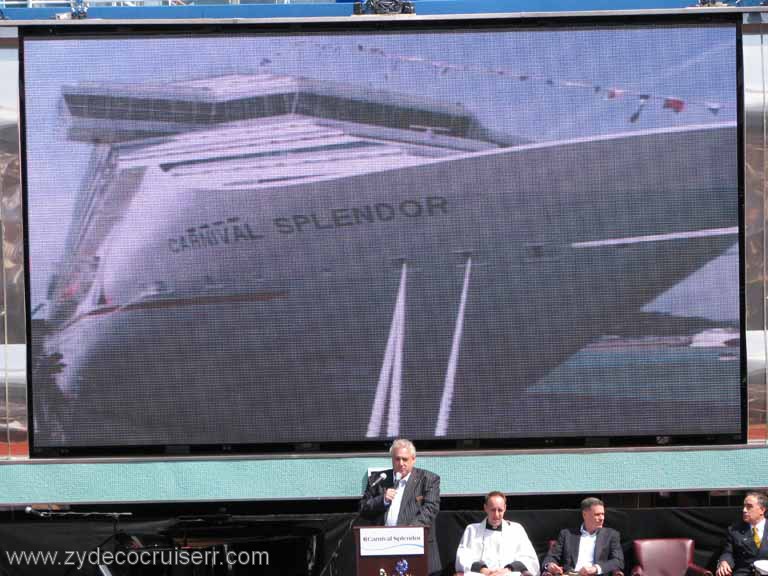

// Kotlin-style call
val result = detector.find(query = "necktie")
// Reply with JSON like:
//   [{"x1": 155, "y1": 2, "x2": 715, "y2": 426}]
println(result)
[{"x1": 753, "y1": 527, "x2": 761, "y2": 549}]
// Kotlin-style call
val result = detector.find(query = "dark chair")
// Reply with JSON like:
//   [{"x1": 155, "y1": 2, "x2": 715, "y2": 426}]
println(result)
[{"x1": 631, "y1": 538, "x2": 712, "y2": 576}]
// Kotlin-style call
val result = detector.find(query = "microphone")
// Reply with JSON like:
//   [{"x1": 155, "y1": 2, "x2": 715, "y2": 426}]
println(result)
[
  {"x1": 370, "y1": 472, "x2": 387, "y2": 488},
  {"x1": 25, "y1": 506, "x2": 46, "y2": 517}
]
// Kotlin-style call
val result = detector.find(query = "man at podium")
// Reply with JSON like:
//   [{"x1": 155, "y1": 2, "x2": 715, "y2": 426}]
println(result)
[
  {"x1": 360, "y1": 438, "x2": 442, "y2": 575},
  {"x1": 455, "y1": 491, "x2": 540, "y2": 576}
]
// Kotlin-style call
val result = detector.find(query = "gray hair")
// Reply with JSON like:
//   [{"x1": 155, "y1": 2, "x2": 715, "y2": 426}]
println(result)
[
  {"x1": 746, "y1": 492, "x2": 768, "y2": 510},
  {"x1": 581, "y1": 497, "x2": 604, "y2": 511},
  {"x1": 389, "y1": 438, "x2": 416, "y2": 458}
]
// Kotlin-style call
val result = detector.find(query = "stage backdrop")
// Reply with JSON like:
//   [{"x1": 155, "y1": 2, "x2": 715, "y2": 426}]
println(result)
[{"x1": 0, "y1": 506, "x2": 741, "y2": 575}]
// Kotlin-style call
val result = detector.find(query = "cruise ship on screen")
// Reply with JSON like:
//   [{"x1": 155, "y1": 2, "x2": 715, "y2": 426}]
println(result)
[{"x1": 32, "y1": 73, "x2": 739, "y2": 446}]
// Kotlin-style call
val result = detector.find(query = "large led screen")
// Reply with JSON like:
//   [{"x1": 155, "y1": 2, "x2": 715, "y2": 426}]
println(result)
[{"x1": 23, "y1": 23, "x2": 742, "y2": 451}]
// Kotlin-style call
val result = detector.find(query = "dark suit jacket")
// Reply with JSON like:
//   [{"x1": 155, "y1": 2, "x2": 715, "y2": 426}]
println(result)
[
  {"x1": 360, "y1": 467, "x2": 441, "y2": 573},
  {"x1": 719, "y1": 522, "x2": 768, "y2": 576},
  {"x1": 543, "y1": 527, "x2": 624, "y2": 576}
]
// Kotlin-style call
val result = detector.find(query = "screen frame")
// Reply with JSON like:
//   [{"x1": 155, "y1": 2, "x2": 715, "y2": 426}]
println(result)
[{"x1": 18, "y1": 12, "x2": 748, "y2": 458}]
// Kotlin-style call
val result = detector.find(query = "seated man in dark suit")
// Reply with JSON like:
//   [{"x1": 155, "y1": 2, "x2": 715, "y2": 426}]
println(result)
[
  {"x1": 716, "y1": 491, "x2": 768, "y2": 576},
  {"x1": 360, "y1": 438, "x2": 441, "y2": 575},
  {"x1": 542, "y1": 497, "x2": 624, "y2": 576}
]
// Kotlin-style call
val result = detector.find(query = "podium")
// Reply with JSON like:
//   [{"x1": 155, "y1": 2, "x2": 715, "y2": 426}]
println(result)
[{"x1": 354, "y1": 525, "x2": 429, "y2": 576}]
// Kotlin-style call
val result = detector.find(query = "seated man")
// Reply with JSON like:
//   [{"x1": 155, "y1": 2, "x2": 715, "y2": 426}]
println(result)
[
  {"x1": 716, "y1": 491, "x2": 768, "y2": 576},
  {"x1": 542, "y1": 497, "x2": 623, "y2": 576},
  {"x1": 455, "y1": 491, "x2": 540, "y2": 576}
]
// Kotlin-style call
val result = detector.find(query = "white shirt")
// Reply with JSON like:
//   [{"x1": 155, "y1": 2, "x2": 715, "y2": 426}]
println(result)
[
  {"x1": 385, "y1": 473, "x2": 410, "y2": 526},
  {"x1": 575, "y1": 525, "x2": 599, "y2": 572},
  {"x1": 455, "y1": 520, "x2": 540, "y2": 575}
]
